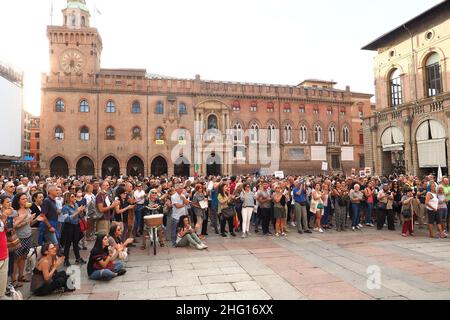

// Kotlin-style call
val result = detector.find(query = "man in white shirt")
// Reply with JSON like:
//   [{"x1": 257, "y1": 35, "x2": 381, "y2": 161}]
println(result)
[
  {"x1": 55, "y1": 187, "x2": 64, "y2": 235},
  {"x1": 170, "y1": 184, "x2": 190, "y2": 247},
  {"x1": 133, "y1": 183, "x2": 146, "y2": 237}
]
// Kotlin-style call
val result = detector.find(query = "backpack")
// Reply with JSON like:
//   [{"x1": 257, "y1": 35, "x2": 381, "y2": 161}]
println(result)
[{"x1": 87, "y1": 196, "x2": 103, "y2": 220}]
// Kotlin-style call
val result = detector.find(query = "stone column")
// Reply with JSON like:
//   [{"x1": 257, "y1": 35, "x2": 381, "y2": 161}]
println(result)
[{"x1": 403, "y1": 119, "x2": 412, "y2": 175}]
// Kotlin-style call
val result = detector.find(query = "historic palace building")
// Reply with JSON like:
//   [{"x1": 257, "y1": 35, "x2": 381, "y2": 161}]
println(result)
[
  {"x1": 362, "y1": 1, "x2": 450, "y2": 177},
  {"x1": 40, "y1": 0, "x2": 372, "y2": 177}
]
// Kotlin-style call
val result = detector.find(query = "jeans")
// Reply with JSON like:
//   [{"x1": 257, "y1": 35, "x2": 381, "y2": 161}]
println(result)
[
  {"x1": 351, "y1": 203, "x2": 361, "y2": 227},
  {"x1": 220, "y1": 215, "x2": 234, "y2": 234},
  {"x1": 209, "y1": 204, "x2": 219, "y2": 230},
  {"x1": 171, "y1": 217, "x2": 180, "y2": 246},
  {"x1": 176, "y1": 233, "x2": 203, "y2": 247},
  {"x1": 62, "y1": 223, "x2": 81, "y2": 262},
  {"x1": 39, "y1": 220, "x2": 59, "y2": 246},
  {"x1": 133, "y1": 205, "x2": 144, "y2": 234},
  {"x1": 260, "y1": 207, "x2": 272, "y2": 234},
  {"x1": 321, "y1": 206, "x2": 330, "y2": 226},
  {"x1": 89, "y1": 261, "x2": 125, "y2": 281},
  {"x1": 365, "y1": 203, "x2": 374, "y2": 224}
]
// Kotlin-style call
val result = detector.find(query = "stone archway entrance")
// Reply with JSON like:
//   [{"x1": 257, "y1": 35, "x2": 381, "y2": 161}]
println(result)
[
  {"x1": 50, "y1": 157, "x2": 69, "y2": 177},
  {"x1": 381, "y1": 126, "x2": 405, "y2": 176},
  {"x1": 76, "y1": 157, "x2": 95, "y2": 176},
  {"x1": 127, "y1": 156, "x2": 145, "y2": 177},
  {"x1": 174, "y1": 156, "x2": 190, "y2": 177},
  {"x1": 102, "y1": 156, "x2": 120, "y2": 178},
  {"x1": 206, "y1": 152, "x2": 222, "y2": 176},
  {"x1": 151, "y1": 156, "x2": 168, "y2": 177},
  {"x1": 416, "y1": 119, "x2": 448, "y2": 176}
]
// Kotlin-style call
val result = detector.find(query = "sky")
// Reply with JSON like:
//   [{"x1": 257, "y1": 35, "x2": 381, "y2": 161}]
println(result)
[{"x1": 0, "y1": 0, "x2": 443, "y2": 116}]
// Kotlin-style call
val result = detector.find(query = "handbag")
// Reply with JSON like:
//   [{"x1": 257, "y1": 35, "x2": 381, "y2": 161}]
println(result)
[
  {"x1": 317, "y1": 203, "x2": 324, "y2": 210},
  {"x1": 7, "y1": 229, "x2": 22, "y2": 253},
  {"x1": 221, "y1": 206, "x2": 235, "y2": 219}
]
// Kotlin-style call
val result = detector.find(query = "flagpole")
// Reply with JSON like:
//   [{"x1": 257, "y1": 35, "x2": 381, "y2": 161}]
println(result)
[{"x1": 50, "y1": 0, "x2": 54, "y2": 25}]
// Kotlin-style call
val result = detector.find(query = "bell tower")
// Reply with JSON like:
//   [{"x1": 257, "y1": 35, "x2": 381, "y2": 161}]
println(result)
[{"x1": 47, "y1": 0, "x2": 102, "y2": 77}]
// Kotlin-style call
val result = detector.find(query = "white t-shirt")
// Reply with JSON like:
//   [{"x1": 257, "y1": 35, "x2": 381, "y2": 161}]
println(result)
[
  {"x1": 171, "y1": 193, "x2": 187, "y2": 220},
  {"x1": 84, "y1": 193, "x2": 96, "y2": 205},
  {"x1": 134, "y1": 190, "x2": 146, "y2": 205}
]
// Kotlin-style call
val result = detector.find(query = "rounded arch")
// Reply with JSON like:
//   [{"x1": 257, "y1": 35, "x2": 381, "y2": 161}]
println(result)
[
  {"x1": 415, "y1": 118, "x2": 446, "y2": 142},
  {"x1": 127, "y1": 155, "x2": 145, "y2": 177},
  {"x1": 174, "y1": 155, "x2": 190, "y2": 177},
  {"x1": 50, "y1": 156, "x2": 69, "y2": 177},
  {"x1": 101, "y1": 155, "x2": 120, "y2": 178},
  {"x1": 419, "y1": 48, "x2": 446, "y2": 68},
  {"x1": 385, "y1": 65, "x2": 405, "y2": 80},
  {"x1": 194, "y1": 99, "x2": 232, "y2": 110},
  {"x1": 76, "y1": 156, "x2": 95, "y2": 176},
  {"x1": 151, "y1": 155, "x2": 168, "y2": 177},
  {"x1": 79, "y1": 98, "x2": 90, "y2": 113}
]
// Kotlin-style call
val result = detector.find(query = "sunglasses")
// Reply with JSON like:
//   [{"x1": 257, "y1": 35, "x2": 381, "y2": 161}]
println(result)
[{"x1": 150, "y1": 192, "x2": 157, "y2": 195}]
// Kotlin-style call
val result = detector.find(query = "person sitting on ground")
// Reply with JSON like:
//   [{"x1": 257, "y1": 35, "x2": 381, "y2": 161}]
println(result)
[
  {"x1": 87, "y1": 234, "x2": 126, "y2": 281},
  {"x1": 175, "y1": 215, "x2": 208, "y2": 250},
  {"x1": 31, "y1": 243, "x2": 74, "y2": 296},
  {"x1": 108, "y1": 224, "x2": 133, "y2": 262}
]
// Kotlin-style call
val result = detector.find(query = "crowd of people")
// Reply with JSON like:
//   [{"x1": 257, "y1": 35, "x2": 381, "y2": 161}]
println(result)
[{"x1": 0, "y1": 172, "x2": 449, "y2": 299}]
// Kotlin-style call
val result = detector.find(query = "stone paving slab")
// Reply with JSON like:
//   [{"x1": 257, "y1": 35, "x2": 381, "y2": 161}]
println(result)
[{"x1": 20, "y1": 225, "x2": 450, "y2": 300}]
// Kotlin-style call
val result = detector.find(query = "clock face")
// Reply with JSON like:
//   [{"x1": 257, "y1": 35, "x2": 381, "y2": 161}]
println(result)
[{"x1": 60, "y1": 49, "x2": 84, "y2": 74}]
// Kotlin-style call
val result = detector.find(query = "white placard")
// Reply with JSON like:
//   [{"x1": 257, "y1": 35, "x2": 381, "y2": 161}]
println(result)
[
  {"x1": 365, "y1": 167, "x2": 372, "y2": 176},
  {"x1": 341, "y1": 147, "x2": 354, "y2": 161},
  {"x1": 311, "y1": 146, "x2": 327, "y2": 161},
  {"x1": 359, "y1": 171, "x2": 366, "y2": 178},
  {"x1": 199, "y1": 200, "x2": 208, "y2": 209},
  {"x1": 322, "y1": 162, "x2": 328, "y2": 171},
  {"x1": 274, "y1": 171, "x2": 284, "y2": 179},
  {"x1": 189, "y1": 177, "x2": 195, "y2": 183}
]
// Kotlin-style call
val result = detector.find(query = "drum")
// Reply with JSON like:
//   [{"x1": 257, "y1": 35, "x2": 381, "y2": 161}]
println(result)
[{"x1": 144, "y1": 214, "x2": 164, "y2": 228}]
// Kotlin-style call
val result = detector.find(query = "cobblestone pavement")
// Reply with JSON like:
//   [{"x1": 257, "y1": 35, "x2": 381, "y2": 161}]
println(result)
[{"x1": 20, "y1": 224, "x2": 450, "y2": 300}]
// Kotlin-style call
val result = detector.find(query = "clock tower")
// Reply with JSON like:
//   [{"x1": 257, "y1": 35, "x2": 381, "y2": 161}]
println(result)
[{"x1": 47, "y1": 0, "x2": 102, "y2": 77}]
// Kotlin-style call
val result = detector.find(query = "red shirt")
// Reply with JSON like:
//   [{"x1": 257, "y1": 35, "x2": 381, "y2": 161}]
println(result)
[
  {"x1": 0, "y1": 223, "x2": 7, "y2": 261},
  {"x1": 230, "y1": 182, "x2": 236, "y2": 194}
]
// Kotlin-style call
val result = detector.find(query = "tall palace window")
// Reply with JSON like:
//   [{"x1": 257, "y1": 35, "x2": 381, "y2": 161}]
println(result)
[
  {"x1": 426, "y1": 53, "x2": 442, "y2": 97},
  {"x1": 389, "y1": 69, "x2": 403, "y2": 107}
]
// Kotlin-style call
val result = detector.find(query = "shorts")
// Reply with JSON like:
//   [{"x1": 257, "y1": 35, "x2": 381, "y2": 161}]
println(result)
[
  {"x1": 439, "y1": 208, "x2": 448, "y2": 221},
  {"x1": 427, "y1": 210, "x2": 442, "y2": 225}
]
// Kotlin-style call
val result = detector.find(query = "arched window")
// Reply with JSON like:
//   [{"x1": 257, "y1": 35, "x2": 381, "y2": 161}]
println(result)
[
  {"x1": 328, "y1": 126, "x2": 336, "y2": 145},
  {"x1": 132, "y1": 127, "x2": 141, "y2": 140},
  {"x1": 284, "y1": 124, "x2": 292, "y2": 143},
  {"x1": 155, "y1": 102, "x2": 164, "y2": 114},
  {"x1": 132, "y1": 101, "x2": 141, "y2": 114},
  {"x1": 106, "y1": 127, "x2": 116, "y2": 140},
  {"x1": 106, "y1": 101, "x2": 116, "y2": 113},
  {"x1": 208, "y1": 115, "x2": 218, "y2": 130},
  {"x1": 250, "y1": 123, "x2": 259, "y2": 143},
  {"x1": 300, "y1": 125, "x2": 308, "y2": 144},
  {"x1": 314, "y1": 125, "x2": 323, "y2": 144},
  {"x1": 179, "y1": 103, "x2": 187, "y2": 115},
  {"x1": 426, "y1": 53, "x2": 442, "y2": 97},
  {"x1": 80, "y1": 100, "x2": 89, "y2": 113},
  {"x1": 177, "y1": 128, "x2": 187, "y2": 141},
  {"x1": 54, "y1": 127, "x2": 64, "y2": 140},
  {"x1": 156, "y1": 127, "x2": 164, "y2": 140},
  {"x1": 55, "y1": 99, "x2": 65, "y2": 112},
  {"x1": 80, "y1": 126, "x2": 90, "y2": 141},
  {"x1": 268, "y1": 124, "x2": 276, "y2": 144},
  {"x1": 343, "y1": 126, "x2": 350, "y2": 144},
  {"x1": 233, "y1": 123, "x2": 243, "y2": 143},
  {"x1": 389, "y1": 69, "x2": 403, "y2": 107}
]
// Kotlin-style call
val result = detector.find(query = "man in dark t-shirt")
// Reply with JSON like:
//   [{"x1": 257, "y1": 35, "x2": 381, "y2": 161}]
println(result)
[{"x1": 39, "y1": 185, "x2": 60, "y2": 245}]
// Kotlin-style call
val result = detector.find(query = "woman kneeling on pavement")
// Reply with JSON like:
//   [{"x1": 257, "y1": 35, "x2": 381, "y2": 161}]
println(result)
[
  {"x1": 87, "y1": 234, "x2": 126, "y2": 281},
  {"x1": 31, "y1": 243, "x2": 75, "y2": 296},
  {"x1": 108, "y1": 223, "x2": 133, "y2": 262},
  {"x1": 176, "y1": 215, "x2": 208, "y2": 250}
]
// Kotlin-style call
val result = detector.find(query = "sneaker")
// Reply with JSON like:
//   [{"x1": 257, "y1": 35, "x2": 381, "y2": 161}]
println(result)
[
  {"x1": 246, "y1": 231, "x2": 251, "y2": 236},
  {"x1": 356, "y1": 225, "x2": 361, "y2": 230},
  {"x1": 304, "y1": 230, "x2": 312, "y2": 234},
  {"x1": 76, "y1": 258, "x2": 87, "y2": 265},
  {"x1": 64, "y1": 260, "x2": 71, "y2": 267},
  {"x1": 313, "y1": 228, "x2": 319, "y2": 232},
  {"x1": 230, "y1": 233, "x2": 237, "y2": 237},
  {"x1": 365, "y1": 223, "x2": 371, "y2": 227},
  {"x1": 290, "y1": 222, "x2": 297, "y2": 227},
  {"x1": 282, "y1": 233, "x2": 287, "y2": 237},
  {"x1": 402, "y1": 233, "x2": 407, "y2": 237},
  {"x1": 318, "y1": 228, "x2": 324, "y2": 233},
  {"x1": 370, "y1": 223, "x2": 375, "y2": 227},
  {"x1": 275, "y1": 233, "x2": 280, "y2": 237},
  {"x1": 352, "y1": 227, "x2": 356, "y2": 231},
  {"x1": 242, "y1": 233, "x2": 246, "y2": 239},
  {"x1": 358, "y1": 224, "x2": 363, "y2": 228},
  {"x1": 196, "y1": 244, "x2": 204, "y2": 250},
  {"x1": 117, "y1": 269, "x2": 127, "y2": 276},
  {"x1": 201, "y1": 244, "x2": 208, "y2": 249}
]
